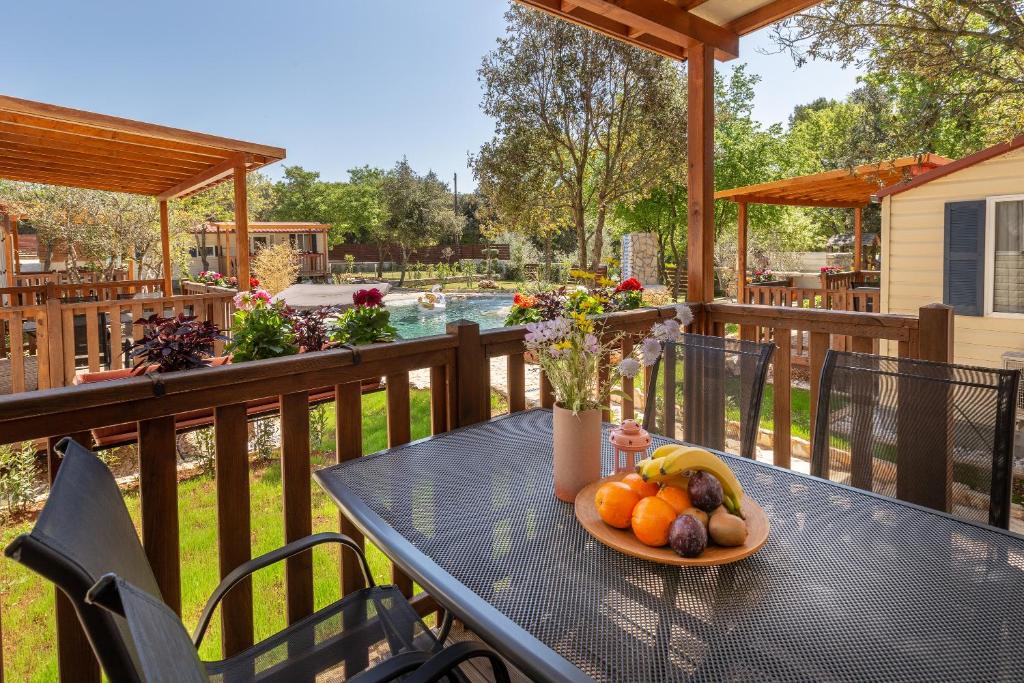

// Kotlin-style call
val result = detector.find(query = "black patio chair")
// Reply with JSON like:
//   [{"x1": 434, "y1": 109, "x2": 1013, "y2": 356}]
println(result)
[
  {"x1": 4, "y1": 438, "x2": 510, "y2": 682},
  {"x1": 811, "y1": 350, "x2": 1021, "y2": 529},
  {"x1": 642, "y1": 334, "x2": 775, "y2": 458}
]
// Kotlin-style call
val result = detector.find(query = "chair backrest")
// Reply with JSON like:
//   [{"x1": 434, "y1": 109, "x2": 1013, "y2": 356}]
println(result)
[
  {"x1": 643, "y1": 333, "x2": 775, "y2": 458},
  {"x1": 3, "y1": 438, "x2": 163, "y2": 681},
  {"x1": 812, "y1": 350, "x2": 1021, "y2": 528},
  {"x1": 87, "y1": 575, "x2": 207, "y2": 683}
]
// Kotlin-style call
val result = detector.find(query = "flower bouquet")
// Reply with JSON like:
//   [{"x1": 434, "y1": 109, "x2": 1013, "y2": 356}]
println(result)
[{"x1": 529, "y1": 304, "x2": 694, "y2": 502}]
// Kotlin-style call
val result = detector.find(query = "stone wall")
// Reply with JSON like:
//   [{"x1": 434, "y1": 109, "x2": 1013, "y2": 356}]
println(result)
[{"x1": 622, "y1": 232, "x2": 660, "y2": 286}]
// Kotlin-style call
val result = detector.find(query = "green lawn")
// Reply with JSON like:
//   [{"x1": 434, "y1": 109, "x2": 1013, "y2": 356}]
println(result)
[
  {"x1": 0, "y1": 388, "x2": 507, "y2": 681},
  {"x1": 725, "y1": 381, "x2": 813, "y2": 442}
]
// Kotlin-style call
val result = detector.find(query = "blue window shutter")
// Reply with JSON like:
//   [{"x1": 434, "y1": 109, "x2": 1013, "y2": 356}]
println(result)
[{"x1": 943, "y1": 200, "x2": 986, "y2": 316}]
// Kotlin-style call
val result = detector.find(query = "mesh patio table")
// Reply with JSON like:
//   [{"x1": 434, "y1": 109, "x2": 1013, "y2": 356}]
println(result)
[{"x1": 314, "y1": 409, "x2": 1024, "y2": 682}]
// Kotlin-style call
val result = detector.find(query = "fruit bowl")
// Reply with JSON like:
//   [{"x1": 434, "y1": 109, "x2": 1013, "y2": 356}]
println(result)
[{"x1": 575, "y1": 472, "x2": 770, "y2": 567}]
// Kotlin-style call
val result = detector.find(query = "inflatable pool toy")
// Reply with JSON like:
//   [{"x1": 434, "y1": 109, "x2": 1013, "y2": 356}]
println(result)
[{"x1": 417, "y1": 285, "x2": 447, "y2": 311}]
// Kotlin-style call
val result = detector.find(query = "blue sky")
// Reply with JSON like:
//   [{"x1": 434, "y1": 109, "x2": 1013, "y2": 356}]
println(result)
[{"x1": 3, "y1": 1, "x2": 861, "y2": 189}]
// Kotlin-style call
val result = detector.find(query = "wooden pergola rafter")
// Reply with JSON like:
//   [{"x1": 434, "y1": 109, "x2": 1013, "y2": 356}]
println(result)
[
  {"x1": 714, "y1": 155, "x2": 951, "y2": 300},
  {"x1": 0, "y1": 95, "x2": 286, "y2": 292}
]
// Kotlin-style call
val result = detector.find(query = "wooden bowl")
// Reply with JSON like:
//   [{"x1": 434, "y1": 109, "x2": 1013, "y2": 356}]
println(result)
[{"x1": 574, "y1": 472, "x2": 770, "y2": 567}]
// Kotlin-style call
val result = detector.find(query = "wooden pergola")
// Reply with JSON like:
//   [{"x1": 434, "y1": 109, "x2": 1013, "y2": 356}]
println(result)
[
  {"x1": 518, "y1": 0, "x2": 827, "y2": 301},
  {"x1": 715, "y1": 155, "x2": 950, "y2": 300},
  {"x1": 0, "y1": 95, "x2": 285, "y2": 294}
]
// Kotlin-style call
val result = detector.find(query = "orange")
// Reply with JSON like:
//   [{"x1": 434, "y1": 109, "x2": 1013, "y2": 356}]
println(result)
[
  {"x1": 621, "y1": 472, "x2": 659, "y2": 498},
  {"x1": 595, "y1": 482, "x2": 641, "y2": 529},
  {"x1": 630, "y1": 496, "x2": 678, "y2": 547},
  {"x1": 656, "y1": 485, "x2": 691, "y2": 514}
]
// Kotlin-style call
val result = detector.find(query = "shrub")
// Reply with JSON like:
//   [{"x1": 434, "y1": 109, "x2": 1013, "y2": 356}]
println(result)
[
  {"x1": 129, "y1": 313, "x2": 225, "y2": 373},
  {"x1": 0, "y1": 442, "x2": 37, "y2": 517},
  {"x1": 252, "y1": 243, "x2": 300, "y2": 295},
  {"x1": 249, "y1": 417, "x2": 279, "y2": 462},
  {"x1": 178, "y1": 428, "x2": 216, "y2": 474},
  {"x1": 288, "y1": 306, "x2": 339, "y2": 352}
]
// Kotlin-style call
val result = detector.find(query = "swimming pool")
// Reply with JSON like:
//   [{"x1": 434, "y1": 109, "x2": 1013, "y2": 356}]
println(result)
[{"x1": 387, "y1": 294, "x2": 513, "y2": 339}]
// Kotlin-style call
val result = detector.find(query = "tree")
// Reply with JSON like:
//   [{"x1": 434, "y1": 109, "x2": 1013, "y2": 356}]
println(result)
[
  {"x1": 476, "y1": 5, "x2": 685, "y2": 270},
  {"x1": 771, "y1": 1, "x2": 1024, "y2": 143},
  {"x1": 380, "y1": 159, "x2": 464, "y2": 285},
  {"x1": 335, "y1": 166, "x2": 389, "y2": 275}
]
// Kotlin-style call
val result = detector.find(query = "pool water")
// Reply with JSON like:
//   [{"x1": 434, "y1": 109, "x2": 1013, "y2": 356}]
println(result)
[{"x1": 388, "y1": 294, "x2": 513, "y2": 339}]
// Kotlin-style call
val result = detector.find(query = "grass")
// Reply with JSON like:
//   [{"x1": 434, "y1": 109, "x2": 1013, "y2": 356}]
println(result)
[
  {"x1": 723, "y1": 381, "x2": 813, "y2": 442},
  {"x1": 0, "y1": 388, "x2": 508, "y2": 681}
]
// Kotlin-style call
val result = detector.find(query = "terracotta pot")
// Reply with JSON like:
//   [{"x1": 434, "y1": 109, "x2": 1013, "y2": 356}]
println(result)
[
  {"x1": 73, "y1": 356, "x2": 230, "y2": 385},
  {"x1": 552, "y1": 404, "x2": 602, "y2": 503}
]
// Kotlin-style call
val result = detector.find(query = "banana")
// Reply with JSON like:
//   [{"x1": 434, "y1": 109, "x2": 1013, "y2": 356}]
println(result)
[{"x1": 643, "y1": 445, "x2": 745, "y2": 513}]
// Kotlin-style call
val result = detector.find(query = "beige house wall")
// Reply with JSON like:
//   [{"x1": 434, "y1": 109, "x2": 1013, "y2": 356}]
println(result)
[{"x1": 881, "y1": 147, "x2": 1024, "y2": 367}]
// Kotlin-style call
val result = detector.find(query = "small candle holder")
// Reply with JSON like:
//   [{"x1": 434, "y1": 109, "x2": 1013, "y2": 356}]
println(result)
[{"x1": 608, "y1": 419, "x2": 652, "y2": 474}]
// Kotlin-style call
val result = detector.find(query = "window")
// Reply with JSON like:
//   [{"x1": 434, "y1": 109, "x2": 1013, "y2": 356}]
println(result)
[
  {"x1": 252, "y1": 236, "x2": 268, "y2": 251},
  {"x1": 986, "y1": 196, "x2": 1024, "y2": 315}
]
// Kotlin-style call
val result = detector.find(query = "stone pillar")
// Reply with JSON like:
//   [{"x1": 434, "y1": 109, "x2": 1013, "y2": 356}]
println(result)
[{"x1": 621, "y1": 232, "x2": 660, "y2": 286}]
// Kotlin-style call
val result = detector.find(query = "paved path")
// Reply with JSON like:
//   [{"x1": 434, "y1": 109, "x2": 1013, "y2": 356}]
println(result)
[{"x1": 275, "y1": 282, "x2": 392, "y2": 309}]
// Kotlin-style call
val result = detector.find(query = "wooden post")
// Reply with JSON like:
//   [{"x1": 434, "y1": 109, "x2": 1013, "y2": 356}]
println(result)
[
  {"x1": 159, "y1": 201, "x2": 173, "y2": 296},
  {"x1": 687, "y1": 43, "x2": 715, "y2": 303},
  {"x1": 446, "y1": 320, "x2": 488, "y2": 427},
  {"x1": 11, "y1": 215, "x2": 20, "y2": 277},
  {"x1": 45, "y1": 283, "x2": 66, "y2": 387},
  {"x1": 917, "y1": 303, "x2": 954, "y2": 363},
  {"x1": 3, "y1": 215, "x2": 16, "y2": 287},
  {"x1": 896, "y1": 304, "x2": 955, "y2": 512},
  {"x1": 853, "y1": 206, "x2": 863, "y2": 272},
  {"x1": 736, "y1": 202, "x2": 747, "y2": 303},
  {"x1": 234, "y1": 166, "x2": 251, "y2": 291}
]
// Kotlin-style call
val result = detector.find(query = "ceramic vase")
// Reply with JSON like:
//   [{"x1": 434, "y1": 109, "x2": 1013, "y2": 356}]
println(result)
[{"x1": 552, "y1": 404, "x2": 602, "y2": 502}]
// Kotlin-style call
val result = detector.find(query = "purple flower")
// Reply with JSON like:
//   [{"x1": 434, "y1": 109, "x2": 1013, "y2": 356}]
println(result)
[
  {"x1": 640, "y1": 337, "x2": 662, "y2": 367},
  {"x1": 675, "y1": 304, "x2": 694, "y2": 327},
  {"x1": 584, "y1": 334, "x2": 599, "y2": 354},
  {"x1": 618, "y1": 357, "x2": 641, "y2": 379}
]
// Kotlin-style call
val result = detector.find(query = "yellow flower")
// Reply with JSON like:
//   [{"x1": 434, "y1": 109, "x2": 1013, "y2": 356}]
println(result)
[
  {"x1": 598, "y1": 277, "x2": 616, "y2": 288},
  {"x1": 555, "y1": 341, "x2": 572, "y2": 351}
]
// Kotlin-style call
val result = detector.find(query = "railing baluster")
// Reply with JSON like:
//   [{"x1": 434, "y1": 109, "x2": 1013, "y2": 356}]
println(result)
[
  {"x1": 9, "y1": 315, "x2": 24, "y2": 393},
  {"x1": 430, "y1": 365, "x2": 450, "y2": 432},
  {"x1": 61, "y1": 308, "x2": 75, "y2": 384},
  {"x1": 85, "y1": 306, "x2": 100, "y2": 372},
  {"x1": 540, "y1": 370, "x2": 554, "y2": 409},
  {"x1": 280, "y1": 391, "x2": 314, "y2": 624},
  {"x1": 214, "y1": 403, "x2": 253, "y2": 657},
  {"x1": 772, "y1": 327, "x2": 792, "y2": 468},
  {"x1": 385, "y1": 372, "x2": 414, "y2": 597},
  {"x1": 599, "y1": 350, "x2": 611, "y2": 423},
  {"x1": 138, "y1": 415, "x2": 181, "y2": 614},
  {"x1": 109, "y1": 303, "x2": 123, "y2": 370},
  {"x1": 35, "y1": 308, "x2": 51, "y2": 389},
  {"x1": 808, "y1": 331, "x2": 830, "y2": 444},
  {"x1": 620, "y1": 338, "x2": 634, "y2": 421},
  {"x1": 506, "y1": 352, "x2": 526, "y2": 414},
  {"x1": 46, "y1": 435, "x2": 101, "y2": 683},
  {"x1": 335, "y1": 382, "x2": 366, "y2": 596}
]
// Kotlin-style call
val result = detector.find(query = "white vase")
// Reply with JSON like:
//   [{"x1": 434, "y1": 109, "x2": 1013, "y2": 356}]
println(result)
[{"x1": 552, "y1": 404, "x2": 602, "y2": 502}]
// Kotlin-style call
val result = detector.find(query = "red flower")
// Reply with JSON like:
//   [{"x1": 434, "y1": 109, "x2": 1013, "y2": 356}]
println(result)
[
  {"x1": 513, "y1": 292, "x2": 537, "y2": 308},
  {"x1": 353, "y1": 288, "x2": 384, "y2": 308},
  {"x1": 614, "y1": 277, "x2": 643, "y2": 293},
  {"x1": 249, "y1": 276, "x2": 260, "y2": 288}
]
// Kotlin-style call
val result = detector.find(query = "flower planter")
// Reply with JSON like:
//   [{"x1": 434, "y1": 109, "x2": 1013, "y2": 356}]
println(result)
[
  {"x1": 73, "y1": 355, "x2": 231, "y2": 385},
  {"x1": 748, "y1": 279, "x2": 792, "y2": 287}
]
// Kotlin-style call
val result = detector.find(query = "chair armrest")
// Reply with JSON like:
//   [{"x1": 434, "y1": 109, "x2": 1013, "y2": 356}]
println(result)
[
  {"x1": 404, "y1": 642, "x2": 512, "y2": 683},
  {"x1": 192, "y1": 532, "x2": 373, "y2": 646}
]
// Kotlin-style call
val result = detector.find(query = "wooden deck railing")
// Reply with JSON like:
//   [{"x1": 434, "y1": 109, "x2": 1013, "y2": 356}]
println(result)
[
  {"x1": 0, "y1": 291, "x2": 234, "y2": 395},
  {"x1": 0, "y1": 302, "x2": 953, "y2": 682}
]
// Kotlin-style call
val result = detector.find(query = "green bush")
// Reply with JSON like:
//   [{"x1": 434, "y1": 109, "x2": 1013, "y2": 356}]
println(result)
[{"x1": 0, "y1": 442, "x2": 37, "y2": 517}]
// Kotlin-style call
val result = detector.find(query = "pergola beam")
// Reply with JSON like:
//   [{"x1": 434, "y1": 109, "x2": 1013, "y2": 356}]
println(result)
[
  {"x1": 157, "y1": 154, "x2": 250, "y2": 201},
  {"x1": 728, "y1": 0, "x2": 824, "y2": 36},
  {"x1": 570, "y1": 0, "x2": 739, "y2": 57}
]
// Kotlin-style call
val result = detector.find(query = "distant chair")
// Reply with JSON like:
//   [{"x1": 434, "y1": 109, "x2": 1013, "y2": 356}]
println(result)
[
  {"x1": 4, "y1": 439, "x2": 510, "y2": 682},
  {"x1": 643, "y1": 334, "x2": 775, "y2": 459},
  {"x1": 812, "y1": 351, "x2": 1021, "y2": 529}
]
